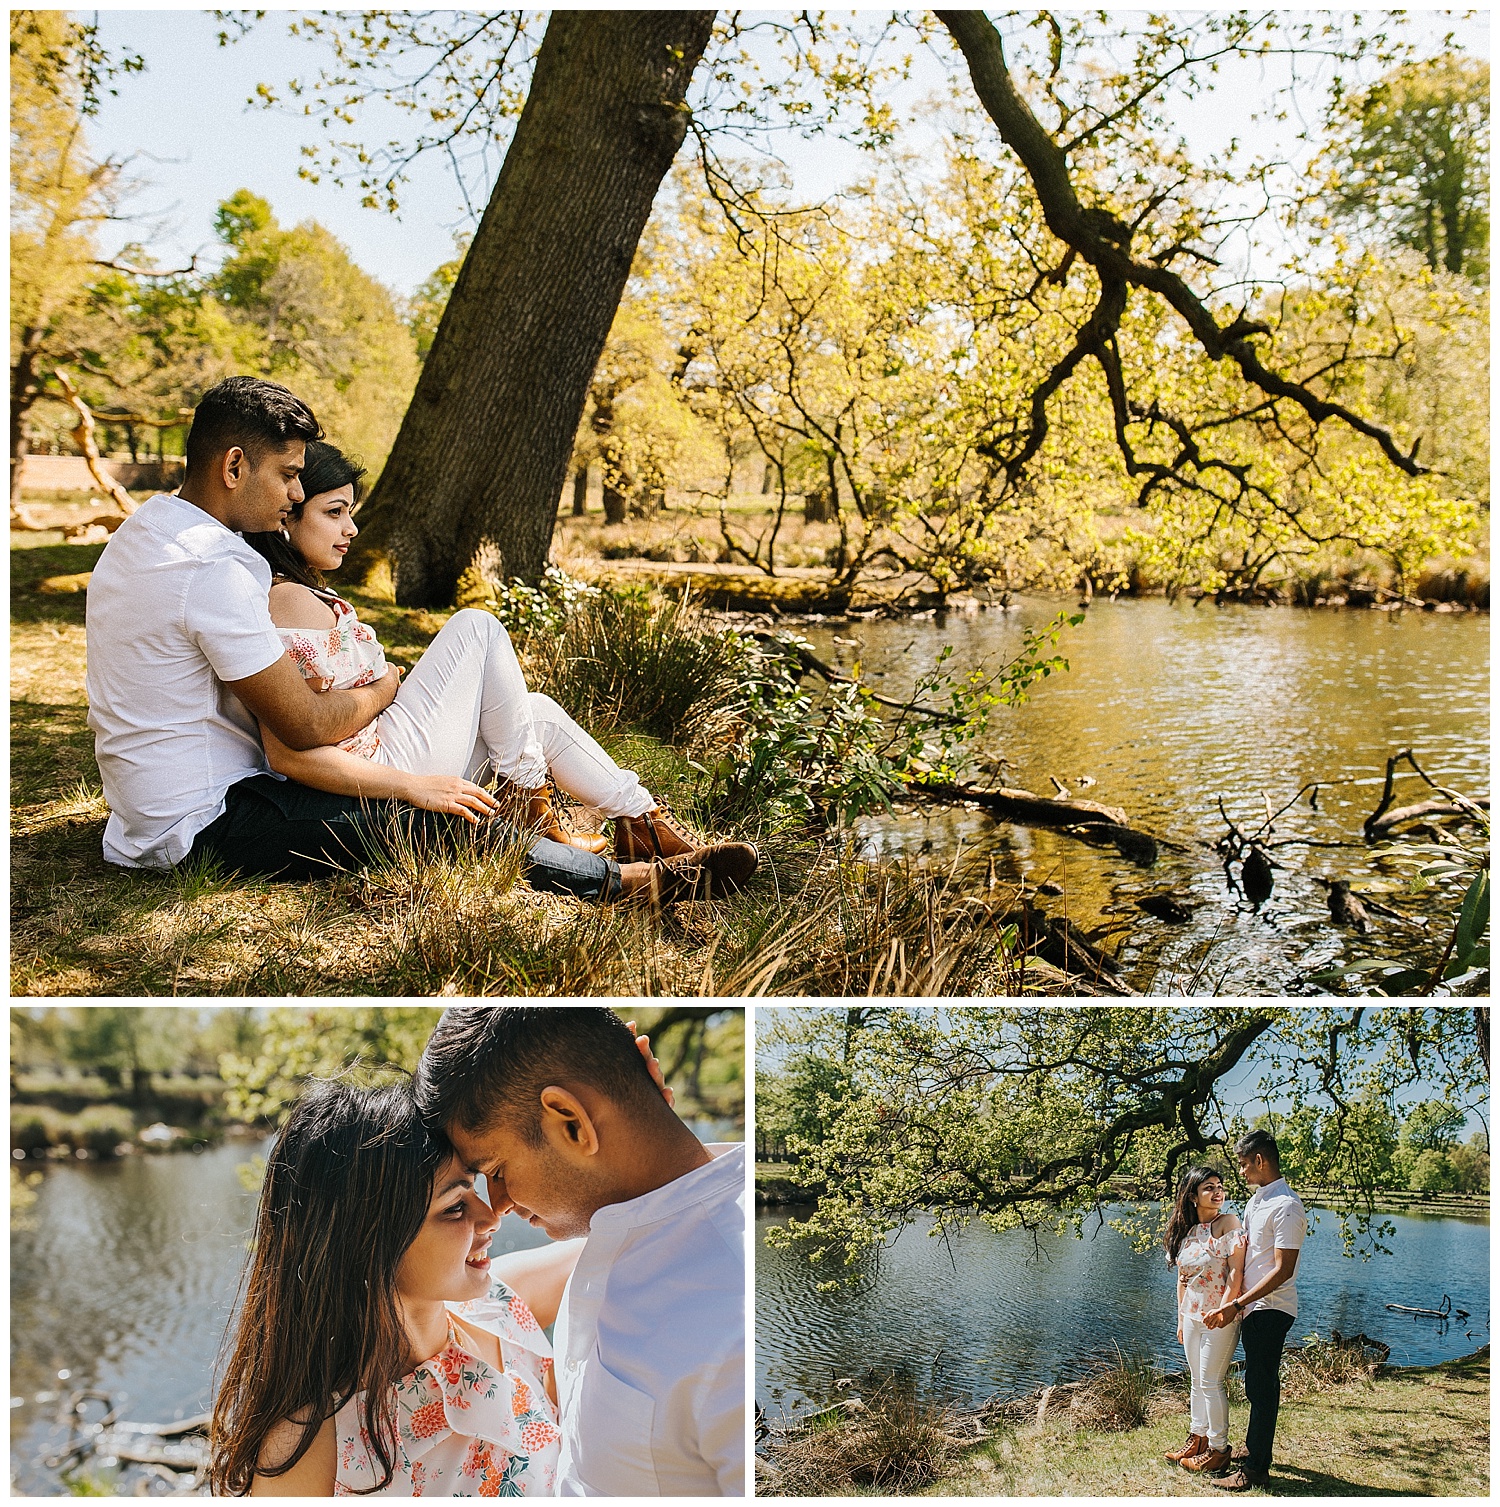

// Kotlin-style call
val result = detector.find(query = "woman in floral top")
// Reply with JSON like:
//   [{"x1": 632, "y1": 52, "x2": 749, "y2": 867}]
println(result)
[
  {"x1": 211, "y1": 1027, "x2": 671, "y2": 1497},
  {"x1": 1162, "y1": 1165, "x2": 1247, "y2": 1476}
]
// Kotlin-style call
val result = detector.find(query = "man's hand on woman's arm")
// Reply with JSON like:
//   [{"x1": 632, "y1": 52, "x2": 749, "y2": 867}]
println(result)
[{"x1": 228, "y1": 654, "x2": 401, "y2": 751}]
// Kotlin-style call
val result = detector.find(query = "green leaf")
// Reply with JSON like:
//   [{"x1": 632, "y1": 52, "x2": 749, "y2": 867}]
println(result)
[{"x1": 1453, "y1": 871, "x2": 1489, "y2": 958}]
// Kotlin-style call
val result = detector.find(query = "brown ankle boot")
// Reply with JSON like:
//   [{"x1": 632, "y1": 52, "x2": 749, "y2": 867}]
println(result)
[
  {"x1": 1166, "y1": 1434, "x2": 1208, "y2": 1464},
  {"x1": 502, "y1": 784, "x2": 610, "y2": 855},
  {"x1": 614, "y1": 806, "x2": 701, "y2": 861},
  {"x1": 1183, "y1": 1446, "x2": 1232, "y2": 1474},
  {"x1": 621, "y1": 842, "x2": 759, "y2": 906}
]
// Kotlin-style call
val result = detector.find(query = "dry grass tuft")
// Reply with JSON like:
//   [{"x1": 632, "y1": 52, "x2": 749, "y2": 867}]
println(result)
[
  {"x1": 1070, "y1": 1346, "x2": 1164, "y2": 1433},
  {"x1": 770, "y1": 1379, "x2": 960, "y2": 1496}
]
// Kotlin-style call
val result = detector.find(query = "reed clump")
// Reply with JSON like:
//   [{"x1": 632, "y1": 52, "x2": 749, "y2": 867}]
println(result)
[{"x1": 769, "y1": 1379, "x2": 960, "y2": 1496}]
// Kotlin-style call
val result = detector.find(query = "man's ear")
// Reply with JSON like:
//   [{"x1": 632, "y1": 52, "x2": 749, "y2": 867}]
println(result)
[
  {"x1": 538, "y1": 1085, "x2": 600, "y2": 1158},
  {"x1": 221, "y1": 446, "x2": 247, "y2": 490}
]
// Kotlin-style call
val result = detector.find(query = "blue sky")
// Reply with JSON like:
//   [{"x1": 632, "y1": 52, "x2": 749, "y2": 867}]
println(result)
[{"x1": 85, "y1": 9, "x2": 1488, "y2": 300}]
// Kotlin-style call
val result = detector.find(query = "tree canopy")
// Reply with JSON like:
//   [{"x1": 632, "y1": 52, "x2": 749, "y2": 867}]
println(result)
[
  {"x1": 758, "y1": 1006, "x2": 1489, "y2": 1278},
  {"x1": 227, "y1": 9, "x2": 1486, "y2": 598},
  {"x1": 1319, "y1": 54, "x2": 1489, "y2": 281}
]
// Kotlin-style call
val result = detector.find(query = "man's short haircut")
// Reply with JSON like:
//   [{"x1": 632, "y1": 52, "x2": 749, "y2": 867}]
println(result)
[
  {"x1": 183, "y1": 376, "x2": 321, "y2": 475},
  {"x1": 414, "y1": 1006, "x2": 663, "y2": 1146},
  {"x1": 1234, "y1": 1128, "x2": 1281, "y2": 1167}
]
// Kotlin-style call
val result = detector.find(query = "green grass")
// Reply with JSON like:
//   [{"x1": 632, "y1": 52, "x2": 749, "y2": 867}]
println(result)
[
  {"x1": 13, "y1": 537, "x2": 1084, "y2": 997},
  {"x1": 917, "y1": 1352, "x2": 1488, "y2": 1498}
]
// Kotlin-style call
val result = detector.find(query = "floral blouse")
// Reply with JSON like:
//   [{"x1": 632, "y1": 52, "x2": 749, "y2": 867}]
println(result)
[
  {"x1": 1177, "y1": 1218, "x2": 1247, "y2": 1320},
  {"x1": 332, "y1": 1278, "x2": 563, "y2": 1497},
  {"x1": 276, "y1": 586, "x2": 388, "y2": 759}
]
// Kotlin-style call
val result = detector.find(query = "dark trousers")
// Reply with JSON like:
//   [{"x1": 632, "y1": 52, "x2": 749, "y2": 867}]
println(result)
[
  {"x1": 1240, "y1": 1308, "x2": 1295, "y2": 1474},
  {"x1": 187, "y1": 774, "x2": 620, "y2": 901}
]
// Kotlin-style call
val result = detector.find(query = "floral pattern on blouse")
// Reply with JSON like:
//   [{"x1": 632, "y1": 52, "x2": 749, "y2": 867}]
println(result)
[
  {"x1": 332, "y1": 1278, "x2": 562, "y2": 1497},
  {"x1": 276, "y1": 588, "x2": 388, "y2": 759},
  {"x1": 1177, "y1": 1219, "x2": 1248, "y2": 1320}
]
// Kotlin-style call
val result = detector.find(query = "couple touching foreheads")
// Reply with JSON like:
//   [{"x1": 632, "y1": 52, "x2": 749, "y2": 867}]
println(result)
[{"x1": 209, "y1": 1006, "x2": 745, "y2": 1496}]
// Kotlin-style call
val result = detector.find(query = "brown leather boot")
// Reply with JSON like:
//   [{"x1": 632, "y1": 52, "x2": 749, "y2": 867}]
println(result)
[
  {"x1": 1183, "y1": 1446, "x2": 1232, "y2": 1474},
  {"x1": 614, "y1": 806, "x2": 701, "y2": 862},
  {"x1": 501, "y1": 784, "x2": 610, "y2": 855},
  {"x1": 1165, "y1": 1434, "x2": 1208, "y2": 1464},
  {"x1": 622, "y1": 842, "x2": 759, "y2": 906}
]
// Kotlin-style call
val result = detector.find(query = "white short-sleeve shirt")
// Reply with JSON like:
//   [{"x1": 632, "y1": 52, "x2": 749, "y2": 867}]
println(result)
[
  {"x1": 85, "y1": 493, "x2": 286, "y2": 867},
  {"x1": 1241, "y1": 1176, "x2": 1307, "y2": 1319},
  {"x1": 553, "y1": 1142, "x2": 746, "y2": 1497}
]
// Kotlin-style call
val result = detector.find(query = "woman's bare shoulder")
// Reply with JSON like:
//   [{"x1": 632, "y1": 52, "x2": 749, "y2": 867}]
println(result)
[
  {"x1": 250, "y1": 1412, "x2": 337, "y2": 1496},
  {"x1": 1218, "y1": 1209, "x2": 1244, "y2": 1231},
  {"x1": 268, "y1": 580, "x2": 337, "y2": 631}
]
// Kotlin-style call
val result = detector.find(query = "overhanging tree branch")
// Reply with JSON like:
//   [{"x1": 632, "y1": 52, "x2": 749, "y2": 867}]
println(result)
[{"x1": 935, "y1": 10, "x2": 1428, "y2": 481}]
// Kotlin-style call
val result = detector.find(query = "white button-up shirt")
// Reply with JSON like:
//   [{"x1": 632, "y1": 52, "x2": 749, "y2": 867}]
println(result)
[
  {"x1": 553, "y1": 1142, "x2": 745, "y2": 1497},
  {"x1": 1241, "y1": 1176, "x2": 1307, "y2": 1319}
]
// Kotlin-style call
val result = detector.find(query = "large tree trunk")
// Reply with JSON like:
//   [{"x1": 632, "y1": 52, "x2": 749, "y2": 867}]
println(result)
[{"x1": 348, "y1": 10, "x2": 716, "y2": 604}]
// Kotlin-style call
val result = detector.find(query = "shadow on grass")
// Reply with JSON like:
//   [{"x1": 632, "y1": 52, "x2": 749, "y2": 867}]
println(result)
[{"x1": 10, "y1": 540, "x2": 106, "y2": 625}]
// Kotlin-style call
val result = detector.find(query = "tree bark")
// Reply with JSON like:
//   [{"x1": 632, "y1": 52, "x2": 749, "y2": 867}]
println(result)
[
  {"x1": 347, "y1": 10, "x2": 716, "y2": 603},
  {"x1": 571, "y1": 462, "x2": 589, "y2": 516}
]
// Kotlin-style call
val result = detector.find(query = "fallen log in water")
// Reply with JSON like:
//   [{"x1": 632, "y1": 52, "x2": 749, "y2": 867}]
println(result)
[
  {"x1": 906, "y1": 780, "x2": 1179, "y2": 868},
  {"x1": 1386, "y1": 1295, "x2": 1453, "y2": 1319}
]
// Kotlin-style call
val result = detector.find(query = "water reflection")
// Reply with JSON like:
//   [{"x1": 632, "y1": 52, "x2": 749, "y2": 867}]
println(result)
[
  {"x1": 755, "y1": 1203, "x2": 1489, "y2": 1415},
  {"x1": 804, "y1": 597, "x2": 1489, "y2": 992}
]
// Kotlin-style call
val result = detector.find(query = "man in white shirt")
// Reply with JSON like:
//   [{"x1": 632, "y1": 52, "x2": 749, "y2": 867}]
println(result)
[
  {"x1": 1205, "y1": 1129, "x2": 1307, "y2": 1492},
  {"x1": 84, "y1": 376, "x2": 625, "y2": 897},
  {"x1": 417, "y1": 1007, "x2": 745, "y2": 1496}
]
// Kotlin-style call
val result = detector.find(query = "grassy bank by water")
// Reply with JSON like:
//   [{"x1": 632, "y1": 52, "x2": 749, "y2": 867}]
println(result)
[
  {"x1": 934, "y1": 1352, "x2": 1488, "y2": 1498},
  {"x1": 13, "y1": 535, "x2": 1091, "y2": 997},
  {"x1": 759, "y1": 1351, "x2": 1488, "y2": 1498}
]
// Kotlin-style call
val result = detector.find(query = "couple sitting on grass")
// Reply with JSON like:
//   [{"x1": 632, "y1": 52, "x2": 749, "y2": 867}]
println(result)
[{"x1": 84, "y1": 375, "x2": 757, "y2": 900}]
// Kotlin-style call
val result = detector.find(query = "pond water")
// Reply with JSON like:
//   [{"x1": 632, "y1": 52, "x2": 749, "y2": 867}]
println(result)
[
  {"x1": 755, "y1": 1202, "x2": 1489, "y2": 1417},
  {"x1": 10, "y1": 1121, "x2": 739, "y2": 1494},
  {"x1": 802, "y1": 597, "x2": 1490, "y2": 994}
]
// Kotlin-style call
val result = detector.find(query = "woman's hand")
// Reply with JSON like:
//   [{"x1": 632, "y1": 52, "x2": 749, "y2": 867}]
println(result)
[
  {"x1": 626, "y1": 1021, "x2": 675, "y2": 1107},
  {"x1": 398, "y1": 775, "x2": 502, "y2": 823}
]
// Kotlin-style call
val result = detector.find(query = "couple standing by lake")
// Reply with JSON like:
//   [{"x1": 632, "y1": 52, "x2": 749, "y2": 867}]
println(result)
[
  {"x1": 208, "y1": 1006, "x2": 745, "y2": 1496},
  {"x1": 1165, "y1": 1130, "x2": 1307, "y2": 1493}
]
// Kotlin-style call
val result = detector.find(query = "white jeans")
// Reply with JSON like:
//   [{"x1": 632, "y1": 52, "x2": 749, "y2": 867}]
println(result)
[
  {"x1": 370, "y1": 609, "x2": 656, "y2": 819},
  {"x1": 1182, "y1": 1313, "x2": 1240, "y2": 1449}
]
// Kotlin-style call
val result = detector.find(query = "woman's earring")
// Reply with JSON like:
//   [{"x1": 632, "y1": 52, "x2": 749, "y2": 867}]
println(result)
[{"x1": 280, "y1": 527, "x2": 291, "y2": 541}]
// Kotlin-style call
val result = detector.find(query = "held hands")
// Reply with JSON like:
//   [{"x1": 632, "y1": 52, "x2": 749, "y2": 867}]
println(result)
[
  {"x1": 627, "y1": 1022, "x2": 675, "y2": 1108},
  {"x1": 400, "y1": 774, "x2": 502, "y2": 823},
  {"x1": 1204, "y1": 1303, "x2": 1237, "y2": 1329}
]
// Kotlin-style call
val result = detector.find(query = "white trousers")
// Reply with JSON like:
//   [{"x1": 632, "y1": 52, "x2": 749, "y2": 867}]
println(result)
[
  {"x1": 1182, "y1": 1313, "x2": 1240, "y2": 1449},
  {"x1": 370, "y1": 609, "x2": 656, "y2": 819}
]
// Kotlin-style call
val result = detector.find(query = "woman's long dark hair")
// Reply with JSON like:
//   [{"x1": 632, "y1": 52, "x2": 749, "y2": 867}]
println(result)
[
  {"x1": 242, "y1": 440, "x2": 367, "y2": 590},
  {"x1": 1164, "y1": 1162, "x2": 1228, "y2": 1266},
  {"x1": 209, "y1": 1079, "x2": 448, "y2": 1495}
]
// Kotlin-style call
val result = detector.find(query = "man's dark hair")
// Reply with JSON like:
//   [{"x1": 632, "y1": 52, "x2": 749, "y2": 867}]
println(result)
[
  {"x1": 415, "y1": 1006, "x2": 663, "y2": 1145},
  {"x1": 184, "y1": 376, "x2": 321, "y2": 476},
  {"x1": 1234, "y1": 1128, "x2": 1281, "y2": 1167}
]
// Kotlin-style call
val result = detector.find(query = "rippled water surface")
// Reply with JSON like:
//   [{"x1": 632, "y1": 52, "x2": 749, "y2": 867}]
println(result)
[
  {"x1": 756, "y1": 1204, "x2": 1489, "y2": 1414},
  {"x1": 803, "y1": 598, "x2": 1489, "y2": 993}
]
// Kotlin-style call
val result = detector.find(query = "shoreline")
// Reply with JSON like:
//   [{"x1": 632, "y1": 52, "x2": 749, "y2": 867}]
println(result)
[{"x1": 753, "y1": 1171, "x2": 1490, "y2": 1222}]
